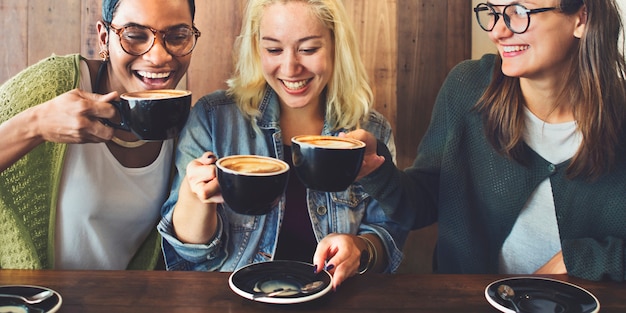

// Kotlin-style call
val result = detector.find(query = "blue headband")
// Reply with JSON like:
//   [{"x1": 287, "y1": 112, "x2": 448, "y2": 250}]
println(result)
[{"x1": 101, "y1": 0, "x2": 196, "y2": 23}]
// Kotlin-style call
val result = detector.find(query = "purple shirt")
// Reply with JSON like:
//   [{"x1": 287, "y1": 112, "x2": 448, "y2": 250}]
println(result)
[{"x1": 274, "y1": 145, "x2": 317, "y2": 262}]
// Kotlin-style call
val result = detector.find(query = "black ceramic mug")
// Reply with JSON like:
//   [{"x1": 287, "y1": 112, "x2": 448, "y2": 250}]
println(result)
[
  {"x1": 291, "y1": 135, "x2": 366, "y2": 192},
  {"x1": 102, "y1": 89, "x2": 191, "y2": 140},
  {"x1": 216, "y1": 155, "x2": 290, "y2": 215}
]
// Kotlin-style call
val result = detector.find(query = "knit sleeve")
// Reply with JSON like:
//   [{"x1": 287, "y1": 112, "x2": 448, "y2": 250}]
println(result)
[
  {"x1": 552, "y1": 172, "x2": 626, "y2": 282},
  {"x1": 0, "y1": 54, "x2": 81, "y2": 269},
  {"x1": 0, "y1": 54, "x2": 81, "y2": 124},
  {"x1": 562, "y1": 237, "x2": 625, "y2": 281},
  {"x1": 359, "y1": 56, "x2": 495, "y2": 230}
]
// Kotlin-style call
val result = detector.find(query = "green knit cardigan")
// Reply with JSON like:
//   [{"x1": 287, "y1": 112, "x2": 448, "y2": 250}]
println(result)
[
  {"x1": 362, "y1": 54, "x2": 626, "y2": 282},
  {"x1": 0, "y1": 54, "x2": 160, "y2": 270}
]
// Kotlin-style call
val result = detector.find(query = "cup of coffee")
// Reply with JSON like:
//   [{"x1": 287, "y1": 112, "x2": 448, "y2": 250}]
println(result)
[
  {"x1": 291, "y1": 135, "x2": 366, "y2": 192},
  {"x1": 216, "y1": 155, "x2": 290, "y2": 215},
  {"x1": 102, "y1": 89, "x2": 191, "y2": 140}
]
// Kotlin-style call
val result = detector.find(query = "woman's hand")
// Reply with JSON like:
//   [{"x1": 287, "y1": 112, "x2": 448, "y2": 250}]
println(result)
[
  {"x1": 343, "y1": 129, "x2": 385, "y2": 179},
  {"x1": 534, "y1": 251, "x2": 567, "y2": 275},
  {"x1": 185, "y1": 152, "x2": 224, "y2": 204},
  {"x1": 312, "y1": 233, "x2": 367, "y2": 290},
  {"x1": 172, "y1": 151, "x2": 222, "y2": 244},
  {"x1": 33, "y1": 89, "x2": 118, "y2": 143},
  {"x1": 0, "y1": 89, "x2": 118, "y2": 172}
]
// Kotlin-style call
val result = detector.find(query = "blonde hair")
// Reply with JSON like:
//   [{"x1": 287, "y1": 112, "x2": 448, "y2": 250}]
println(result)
[{"x1": 226, "y1": 0, "x2": 373, "y2": 131}]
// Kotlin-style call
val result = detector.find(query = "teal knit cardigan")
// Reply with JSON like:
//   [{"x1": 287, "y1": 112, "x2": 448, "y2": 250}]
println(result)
[
  {"x1": 0, "y1": 54, "x2": 160, "y2": 270},
  {"x1": 362, "y1": 54, "x2": 626, "y2": 282}
]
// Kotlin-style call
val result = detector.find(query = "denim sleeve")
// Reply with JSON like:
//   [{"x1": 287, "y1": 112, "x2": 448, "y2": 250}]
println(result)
[
  {"x1": 358, "y1": 197, "x2": 408, "y2": 273},
  {"x1": 158, "y1": 212, "x2": 226, "y2": 271},
  {"x1": 158, "y1": 98, "x2": 229, "y2": 271}
]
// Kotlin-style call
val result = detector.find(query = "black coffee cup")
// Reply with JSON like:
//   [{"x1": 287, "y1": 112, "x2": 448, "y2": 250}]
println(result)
[
  {"x1": 102, "y1": 89, "x2": 191, "y2": 140},
  {"x1": 291, "y1": 135, "x2": 366, "y2": 192},
  {"x1": 216, "y1": 155, "x2": 290, "y2": 215}
]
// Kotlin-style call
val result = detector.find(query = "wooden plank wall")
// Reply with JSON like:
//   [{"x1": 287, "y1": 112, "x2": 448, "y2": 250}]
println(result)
[{"x1": 0, "y1": 0, "x2": 470, "y2": 273}]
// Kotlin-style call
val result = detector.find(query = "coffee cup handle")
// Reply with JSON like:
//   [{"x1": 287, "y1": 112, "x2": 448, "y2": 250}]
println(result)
[{"x1": 100, "y1": 100, "x2": 131, "y2": 132}]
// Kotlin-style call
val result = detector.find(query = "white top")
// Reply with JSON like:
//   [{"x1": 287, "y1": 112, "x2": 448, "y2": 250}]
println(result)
[
  {"x1": 499, "y1": 108, "x2": 582, "y2": 274},
  {"x1": 54, "y1": 61, "x2": 174, "y2": 269}
]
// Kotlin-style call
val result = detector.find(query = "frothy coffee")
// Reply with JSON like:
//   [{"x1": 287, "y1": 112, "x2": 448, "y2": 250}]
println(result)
[
  {"x1": 293, "y1": 136, "x2": 365, "y2": 149},
  {"x1": 218, "y1": 156, "x2": 288, "y2": 175},
  {"x1": 122, "y1": 89, "x2": 191, "y2": 100}
]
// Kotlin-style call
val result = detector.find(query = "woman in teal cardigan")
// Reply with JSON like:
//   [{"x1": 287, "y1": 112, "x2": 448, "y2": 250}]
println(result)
[
  {"x1": 350, "y1": 0, "x2": 626, "y2": 282},
  {"x1": 0, "y1": 0, "x2": 198, "y2": 270}
]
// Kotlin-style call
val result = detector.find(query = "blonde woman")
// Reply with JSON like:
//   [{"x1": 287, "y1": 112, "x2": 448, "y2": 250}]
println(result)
[{"x1": 159, "y1": 0, "x2": 407, "y2": 289}]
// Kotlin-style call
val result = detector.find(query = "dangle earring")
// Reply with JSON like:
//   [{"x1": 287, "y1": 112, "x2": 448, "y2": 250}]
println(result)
[{"x1": 99, "y1": 49, "x2": 110, "y2": 61}]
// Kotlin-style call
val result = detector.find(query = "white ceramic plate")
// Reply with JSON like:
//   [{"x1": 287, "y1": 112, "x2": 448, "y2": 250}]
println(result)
[
  {"x1": 0, "y1": 285, "x2": 61, "y2": 313},
  {"x1": 485, "y1": 277, "x2": 599, "y2": 313},
  {"x1": 229, "y1": 260, "x2": 333, "y2": 305}
]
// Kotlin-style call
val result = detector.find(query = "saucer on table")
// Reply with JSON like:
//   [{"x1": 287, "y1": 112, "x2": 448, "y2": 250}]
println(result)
[
  {"x1": 0, "y1": 285, "x2": 61, "y2": 313},
  {"x1": 485, "y1": 277, "x2": 599, "y2": 313},
  {"x1": 229, "y1": 260, "x2": 333, "y2": 304}
]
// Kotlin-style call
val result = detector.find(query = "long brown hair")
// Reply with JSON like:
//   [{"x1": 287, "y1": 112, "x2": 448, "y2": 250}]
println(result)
[{"x1": 475, "y1": 0, "x2": 626, "y2": 180}]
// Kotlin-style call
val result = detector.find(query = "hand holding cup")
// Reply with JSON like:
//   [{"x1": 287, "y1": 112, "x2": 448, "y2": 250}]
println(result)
[
  {"x1": 342, "y1": 130, "x2": 385, "y2": 180},
  {"x1": 186, "y1": 152, "x2": 223, "y2": 204},
  {"x1": 101, "y1": 89, "x2": 191, "y2": 140}
]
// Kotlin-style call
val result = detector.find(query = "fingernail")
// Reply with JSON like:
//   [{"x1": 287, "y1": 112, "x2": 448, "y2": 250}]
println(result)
[{"x1": 325, "y1": 264, "x2": 334, "y2": 271}]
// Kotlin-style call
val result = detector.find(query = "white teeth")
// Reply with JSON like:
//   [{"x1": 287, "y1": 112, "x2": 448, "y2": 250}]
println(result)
[
  {"x1": 283, "y1": 79, "x2": 308, "y2": 90},
  {"x1": 137, "y1": 71, "x2": 171, "y2": 79},
  {"x1": 503, "y1": 45, "x2": 529, "y2": 53}
]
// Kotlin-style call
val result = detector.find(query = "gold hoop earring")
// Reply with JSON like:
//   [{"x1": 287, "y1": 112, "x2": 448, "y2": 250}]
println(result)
[{"x1": 99, "y1": 49, "x2": 109, "y2": 61}]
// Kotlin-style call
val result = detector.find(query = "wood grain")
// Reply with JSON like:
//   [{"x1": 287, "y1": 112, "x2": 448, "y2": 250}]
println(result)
[
  {"x1": 344, "y1": 0, "x2": 398, "y2": 131},
  {"x1": 1, "y1": 0, "x2": 28, "y2": 80},
  {"x1": 1, "y1": 270, "x2": 624, "y2": 313},
  {"x1": 28, "y1": 0, "x2": 82, "y2": 63},
  {"x1": 187, "y1": 0, "x2": 247, "y2": 102}
]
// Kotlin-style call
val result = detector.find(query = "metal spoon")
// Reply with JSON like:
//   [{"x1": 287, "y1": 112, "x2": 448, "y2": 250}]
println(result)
[
  {"x1": 252, "y1": 280, "x2": 325, "y2": 299},
  {"x1": 0, "y1": 290, "x2": 54, "y2": 305},
  {"x1": 497, "y1": 284, "x2": 521, "y2": 313}
]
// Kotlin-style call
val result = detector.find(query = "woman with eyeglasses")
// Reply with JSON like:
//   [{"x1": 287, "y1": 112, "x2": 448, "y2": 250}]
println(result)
[
  {"x1": 347, "y1": 0, "x2": 626, "y2": 282},
  {"x1": 0, "y1": 0, "x2": 199, "y2": 270}
]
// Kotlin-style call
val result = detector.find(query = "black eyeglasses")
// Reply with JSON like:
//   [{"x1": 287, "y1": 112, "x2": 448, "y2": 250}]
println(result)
[
  {"x1": 474, "y1": 3, "x2": 557, "y2": 34},
  {"x1": 106, "y1": 23, "x2": 201, "y2": 57}
]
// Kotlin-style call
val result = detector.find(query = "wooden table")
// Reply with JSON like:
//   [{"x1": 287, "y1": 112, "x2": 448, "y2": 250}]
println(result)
[{"x1": 0, "y1": 270, "x2": 624, "y2": 312}]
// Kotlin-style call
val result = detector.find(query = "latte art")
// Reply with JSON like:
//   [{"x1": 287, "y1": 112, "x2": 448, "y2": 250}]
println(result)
[
  {"x1": 294, "y1": 136, "x2": 365, "y2": 149},
  {"x1": 122, "y1": 89, "x2": 190, "y2": 100},
  {"x1": 219, "y1": 156, "x2": 288, "y2": 175}
]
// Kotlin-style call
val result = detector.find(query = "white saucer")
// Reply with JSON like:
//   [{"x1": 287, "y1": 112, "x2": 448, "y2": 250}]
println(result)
[
  {"x1": 485, "y1": 277, "x2": 599, "y2": 313},
  {"x1": 229, "y1": 260, "x2": 333, "y2": 305}
]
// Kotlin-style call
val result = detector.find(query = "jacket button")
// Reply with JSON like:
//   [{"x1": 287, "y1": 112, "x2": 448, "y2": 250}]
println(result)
[
  {"x1": 548, "y1": 164, "x2": 556, "y2": 173},
  {"x1": 316, "y1": 206, "x2": 327, "y2": 216}
]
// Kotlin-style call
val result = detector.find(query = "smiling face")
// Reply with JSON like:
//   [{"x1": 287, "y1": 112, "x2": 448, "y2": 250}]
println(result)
[
  {"x1": 98, "y1": 0, "x2": 194, "y2": 94},
  {"x1": 487, "y1": 0, "x2": 585, "y2": 81},
  {"x1": 258, "y1": 1, "x2": 334, "y2": 111}
]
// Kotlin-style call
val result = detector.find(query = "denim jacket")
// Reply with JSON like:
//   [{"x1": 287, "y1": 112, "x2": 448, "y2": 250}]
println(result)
[{"x1": 158, "y1": 89, "x2": 408, "y2": 273}]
